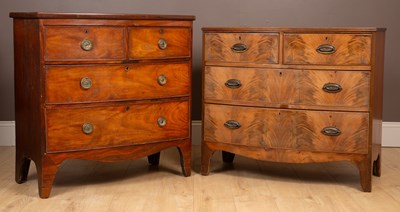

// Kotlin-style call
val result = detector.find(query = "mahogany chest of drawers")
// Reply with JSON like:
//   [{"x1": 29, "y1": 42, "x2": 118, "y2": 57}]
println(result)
[
  {"x1": 10, "y1": 12, "x2": 195, "y2": 198},
  {"x1": 201, "y1": 27, "x2": 385, "y2": 191}
]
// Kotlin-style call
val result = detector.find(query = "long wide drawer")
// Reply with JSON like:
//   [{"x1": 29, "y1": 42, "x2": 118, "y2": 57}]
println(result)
[
  {"x1": 46, "y1": 100, "x2": 189, "y2": 152},
  {"x1": 203, "y1": 104, "x2": 369, "y2": 154},
  {"x1": 44, "y1": 26, "x2": 126, "y2": 61},
  {"x1": 283, "y1": 33, "x2": 372, "y2": 65},
  {"x1": 204, "y1": 32, "x2": 279, "y2": 64},
  {"x1": 46, "y1": 63, "x2": 190, "y2": 103},
  {"x1": 204, "y1": 66, "x2": 370, "y2": 110}
]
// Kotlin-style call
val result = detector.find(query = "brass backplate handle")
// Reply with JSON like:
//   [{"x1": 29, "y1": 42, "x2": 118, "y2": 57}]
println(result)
[
  {"x1": 225, "y1": 79, "x2": 242, "y2": 89},
  {"x1": 157, "y1": 116, "x2": 167, "y2": 127},
  {"x1": 231, "y1": 43, "x2": 248, "y2": 53},
  {"x1": 80, "y1": 38, "x2": 93, "y2": 51},
  {"x1": 322, "y1": 83, "x2": 342, "y2": 93},
  {"x1": 80, "y1": 77, "x2": 92, "y2": 90},
  {"x1": 158, "y1": 74, "x2": 167, "y2": 86},
  {"x1": 321, "y1": 127, "x2": 341, "y2": 136},
  {"x1": 224, "y1": 120, "x2": 241, "y2": 129},
  {"x1": 158, "y1": 38, "x2": 167, "y2": 50},
  {"x1": 82, "y1": 122, "x2": 94, "y2": 135},
  {"x1": 316, "y1": 44, "x2": 336, "y2": 54}
]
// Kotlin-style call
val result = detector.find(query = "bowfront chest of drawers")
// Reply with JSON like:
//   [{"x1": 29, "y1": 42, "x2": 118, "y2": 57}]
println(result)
[
  {"x1": 10, "y1": 12, "x2": 195, "y2": 198},
  {"x1": 201, "y1": 27, "x2": 385, "y2": 191}
]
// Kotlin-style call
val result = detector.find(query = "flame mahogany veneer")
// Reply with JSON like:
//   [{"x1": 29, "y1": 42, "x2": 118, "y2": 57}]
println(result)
[{"x1": 201, "y1": 27, "x2": 385, "y2": 192}]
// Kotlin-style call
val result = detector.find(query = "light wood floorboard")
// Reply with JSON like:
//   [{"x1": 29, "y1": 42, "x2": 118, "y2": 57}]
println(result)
[{"x1": 0, "y1": 146, "x2": 399, "y2": 211}]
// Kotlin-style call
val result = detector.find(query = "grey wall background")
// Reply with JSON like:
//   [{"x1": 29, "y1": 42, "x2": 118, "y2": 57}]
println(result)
[{"x1": 1, "y1": 0, "x2": 399, "y2": 121}]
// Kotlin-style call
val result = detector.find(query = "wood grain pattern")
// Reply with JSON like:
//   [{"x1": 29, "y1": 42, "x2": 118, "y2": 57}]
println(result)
[
  {"x1": 299, "y1": 69, "x2": 370, "y2": 108},
  {"x1": 42, "y1": 139, "x2": 191, "y2": 198},
  {"x1": 13, "y1": 18, "x2": 44, "y2": 185},
  {"x1": 370, "y1": 31, "x2": 386, "y2": 179},
  {"x1": 284, "y1": 33, "x2": 372, "y2": 65},
  {"x1": 202, "y1": 28, "x2": 384, "y2": 192},
  {"x1": 46, "y1": 100, "x2": 189, "y2": 152},
  {"x1": 12, "y1": 13, "x2": 194, "y2": 198},
  {"x1": 204, "y1": 33, "x2": 279, "y2": 64},
  {"x1": 44, "y1": 26, "x2": 126, "y2": 61},
  {"x1": 204, "y1": 61, "x2": 372, "y2": 71},
  {"x1": 129, "y1": 27, "x2": 190, "y2": 59},
  {"x1": 46, "y1": 63, "x2": 190, "y2": 103},
  {"x1": 41, "y1": 19, "x2": 194, "y2": 27},
  {"x1": 204, "y1": 104, "x2": 369, "y2": 154},
  {"x1": 204, "y1": 66, "x2": 370, "y2": 110},
  {"x1": 202, "y1": 141, "x2": 366, "y2": 165},
  {"x1": 204, "y1": 66, "x2": 297, "y2": 105},
  {"x1": 200, "y1": 142, "x2": 377, "y2": 192}
]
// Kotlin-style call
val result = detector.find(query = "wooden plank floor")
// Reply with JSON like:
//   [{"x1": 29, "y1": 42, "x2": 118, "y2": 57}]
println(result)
[{"x1": 0, "y1": 146, "x2": 399, "y2": 211}]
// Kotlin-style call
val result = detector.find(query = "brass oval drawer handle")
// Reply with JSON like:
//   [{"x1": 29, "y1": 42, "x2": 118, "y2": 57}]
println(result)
[
  {"x1": 321, "y1": 127, "x2": 341, "y2": 136},
  {"x1": 231, "y1": 43, "x2": 248, "y2": 53},
  {"x1": 80, "y1": 39, "x2": 93, "y2": 51},
  {"x1": 225, "y1": 79, "x2": 242, "y2": 89},
  {"x1": 158, "y1": 38, "x2": 167, "y2": 50},
  {"x1": 158, "y1": 74, "x2": 167, "y2": 86},
  {"x1": 80, "y1": 77, "x2": 92, "y2": 90},
  {"x1": 316, "y1": 44, "x2": 336, "y2": 54},
  {"x1": 82, "y1": 122, "x2": 94, "y2": 135},
  {"x1": 157, "y1": 116, "x2": 167, "y2": 127},
  {"x1": 224, "y1": 120, "x2": 241, "y2": 129},
  {"x1": 322, "y1": 83, "x2": 342, "y2": 93}
]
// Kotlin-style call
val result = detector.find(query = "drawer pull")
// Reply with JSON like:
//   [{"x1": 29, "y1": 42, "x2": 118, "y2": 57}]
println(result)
[
  {"x1": 157, "y1": 74, "x2": 167, "y2": 86},
  {"x1": 80, "y1": 39, "x2": 93, "y2": 51},
  {"x1": 225, "y1": 79, "x2": 242, "y2": 89},
  {"x1": 316, "y1": 44, "x2": 336, "y2": 54},
  {"x1": 231, "y1": 43, "x2": 248, "y2": 53},
  {"x1": 158, "y1": 38, "x2": 168, "y2": 50},
  {"x1": 157, "y1": 116, "x2": 167, "y2": 127},
  {"x1": 80, "y1": 77, "x2": 92, "y2": 89},
  {"x1": 82, "y1": 122, "x2": 94, "y2": 135},
  {"x1": 224, "y1": 120, "x2": 241, "y2": 129},
  {"x1": 322, "y1": 83, "x2": 342, "y2": 93},
  {"x1": 321, "y1": 127, "x2": 341, "y2": 136}
]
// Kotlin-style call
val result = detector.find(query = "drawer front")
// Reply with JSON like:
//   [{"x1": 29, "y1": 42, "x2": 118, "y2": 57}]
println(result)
[
  {"x1": 46, "y1": 101, "x2": 189, "y2": 152},
  {"x1": 44, "y1": 26, "x2": 125, "y2": 61},
  {"x1": 299, "y1": 69, "x2": 370, "y2": 108},
  {"x1": 204, "y1": 104, "x2": 369, "y2": 154},
  {"x1": 204, "y1": 66, "x2": 370, "y2": 109},
  {"x1": 204, "y1": 33, "x2": 279, "y2": 64},
  {"x1": 204, "y1": 66, "x2": 298, "y2": 105},
  {"x1": 283, "y1": 33, "x2": 371, "y2": 65},
  {"x1": 129, "y1": 27, "x2": 190, "y2": 59},
  {"x1": 46, "y1": 63, "x2": 190, "y2": 103}
]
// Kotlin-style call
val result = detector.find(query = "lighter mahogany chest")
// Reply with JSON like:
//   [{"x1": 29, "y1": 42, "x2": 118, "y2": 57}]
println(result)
[
  {"x1": 10, "y1": 12, "x2": 195, "y2": 198},
  {"x1": 201, "y1": 27, "x2": 385, "y2": 191}
]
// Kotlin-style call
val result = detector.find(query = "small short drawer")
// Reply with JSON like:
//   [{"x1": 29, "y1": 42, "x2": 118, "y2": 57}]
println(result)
[
  {"x1": 204, "y1": 104, "x2": 369, "y2": 154},
  {"x1": 44, "y1": 26, "x2": 125, "y2": 61},
  {"x1": 204, "y1": 66, "x2": 370, "y2": 109},
  {"x1": 46, "y1": 63, "x2": 190, "y2": 103},
  {"x1": 204, "y1": 33, "x2": 279, "y2": 64},
  {"x1": 46, "y1": 101, "x2": 189, "y2": 152},
  {"x1": 283, "y1": 33, "x2": 372, "y2": 65},
  {"x1": 129, "y1": 27, "x2": 190, "y2": 59}
]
